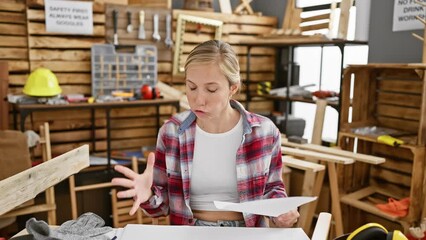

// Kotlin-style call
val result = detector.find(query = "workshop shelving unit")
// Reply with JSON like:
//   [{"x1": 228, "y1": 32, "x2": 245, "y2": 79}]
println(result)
[{"x1": 338, "y1": 64, "x2": 426, "y2": 232}]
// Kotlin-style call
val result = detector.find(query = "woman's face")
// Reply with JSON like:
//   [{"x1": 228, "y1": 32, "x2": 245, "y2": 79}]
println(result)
[{"x1": 185, "y1": 63, "x2": 237, "y2": 121}]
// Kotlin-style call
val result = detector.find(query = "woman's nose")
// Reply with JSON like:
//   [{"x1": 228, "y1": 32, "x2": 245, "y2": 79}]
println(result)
[{"x1": 195, "y1": 92, "x2": 206, "y2": 105}]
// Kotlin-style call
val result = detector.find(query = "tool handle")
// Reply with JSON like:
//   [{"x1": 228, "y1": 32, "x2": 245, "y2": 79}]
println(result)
[
  {"x1": 127, "y1": 11, "x2": 131, "y2": 26},
  {"x1": 113, "y1": 10, "x2": 118, "y2": 34},
  {"x1": 166, "y1": 14, "x2": 171, "y2": 36},
  {"x1": 139, "y1": 10, "x2": 145, "y2": 24}
]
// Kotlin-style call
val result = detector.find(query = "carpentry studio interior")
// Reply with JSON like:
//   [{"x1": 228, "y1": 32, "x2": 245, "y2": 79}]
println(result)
[{"x1": 1, "y1": 0, "x2": 425, "y2": 239}]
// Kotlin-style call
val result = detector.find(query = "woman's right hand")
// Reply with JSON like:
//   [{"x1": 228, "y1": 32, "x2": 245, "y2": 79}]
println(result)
[{"x1": 111, "y1": 152, "x2": 155, "y2": 215}]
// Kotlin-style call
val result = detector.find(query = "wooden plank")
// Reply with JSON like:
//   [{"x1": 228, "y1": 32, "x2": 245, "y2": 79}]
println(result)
[
  {"x1": 0, "y1": 62, "x2": 8, "y2": 130},
  {"x1": 337, "y1": 0, "x2": 353, "y2": 39},
  {"x1": 50, "y1": 129, "x2": 107, "y2": 143},
  {"x1": 369, "y1": 182, "x2": 409, "y2": 202},
  {"x1": 378, "y1": 79, "x2": 423, "y2": 94},
  {"x1": 371, "y1": 168, "x2": 411, "y2": 187},
  {"x1": 377, "y1": 92, "x2": 422, "y2": 108},
  {"x1": 0, "y1": 145, "x2": 89, "y2": 215},
  {"x1": 376, "y1": 104, "x2": 420, "y2": 121},
  {"x1": 172, "y1": 9, "x2": 277, "y2": 26},
  {"x1": 20, "y1": 119, "x2": 107, "y2": 131},
  {"x1": 282, "y1": 147, "x2": 354, "y2": 165},
  {"x1": 302, "y1": 13, "x2": 330, "y2": 23},
  {"x1": 0, "y1": 1, "x2": 25, "y2": 12},
  {"x1": 0, "y1": 36, "x2": 27, "y2": 47},
  {"x1": 111, "y1": 137, "x2": 156, "y2": 149},
  {"x1": 7, "y1": 60, "x2": 29, "y2": 72},
  {"x1": 300, "y1": 23, "x2": 330, "y2": 32},
  {"x1": 29, "y1": 36, "x2": 105, "y2": 49},
  {"x1": 0, "y1": 12, "x2": 25, "y2": 24},
  {"x1": 9, "y1": 73, "x2": 91, "y2": 85},
  {"x1": 0, "y1": 23, "x2": 26, "y2": 35},
  {"x1": 30, "y1": 61, "x2": 91, "y2": 72},
  {"x1": 351, "y1": 68, "x2": 368, "y2": 122},
  {"x1": 340, "y1": 68, "x2": 352, "y2": 127},
  {"x1": 55, "y1": 73, "x2": 92, "y2": 84},
  {"x1": 371, "y1": 142, "x2": 413, "y2": 161},
  {"x1": 374, "y1": 157, "x2": 412, "y2": 174},
  {"x1": 282, "y1": 155, "x2": 325, "y2": 172},
  {"x1": 111, "y1": 127, "x2": 157, "y2": 139},
  {"x1": 51, "y1": 141, "x2": 106, "y2": 156},
  {"x1": 418, "y1": 72, "x2": 426, "y2": 145},
  {"x1": 340, "y1": 187, "x2": 400, "y2": 222},
  {"x1": 0, "y1": 48, "x2": 28, "y2": 60},
  {"x1": 28, "y1": 22, "x2": 105, "y2": 36},
  {"x1": 283, "y1": 142, "x2": 385, "y2": 165},
  {"x1": 10, "y1": 85, "x2": 90, "y2": 95},
  {"x1": 376, "y1": 116, "x2": 419, "y2": 133}
]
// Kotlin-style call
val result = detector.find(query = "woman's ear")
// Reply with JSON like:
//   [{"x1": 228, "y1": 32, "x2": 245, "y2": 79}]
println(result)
[{"x1": 230, "y1": 84, "x2": 239, "y2": 97}]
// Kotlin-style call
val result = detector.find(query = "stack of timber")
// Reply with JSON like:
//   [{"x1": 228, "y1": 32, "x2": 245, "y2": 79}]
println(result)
[
  {"x1": 338, "y1": 64, "x2": 426, "y2": 233},
  {"x1": 171, "y1": 9, "x2": 278, "y2": 113},
  {"x1": 127, "y1": 0, "x2": 171, "y2": 8}
]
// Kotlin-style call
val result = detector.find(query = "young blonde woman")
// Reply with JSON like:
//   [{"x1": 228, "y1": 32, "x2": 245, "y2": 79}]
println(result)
[{"x1": 112, "y1": 40, "x2": 299, "y2": 228}]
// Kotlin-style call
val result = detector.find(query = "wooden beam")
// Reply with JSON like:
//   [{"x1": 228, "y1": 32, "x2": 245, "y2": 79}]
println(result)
[
  {"x1": 0, "y1": 145, "x2": 90, "y2": 215},
  {"x1": 282, "y1": 146, "x2": 354, "y2": 165},
  {"x1": 0, "y1": 62, "x2": 8, "y2": 130},
  {"x1": 282, "y1": 142, "x2": 386, "y2": 165}
]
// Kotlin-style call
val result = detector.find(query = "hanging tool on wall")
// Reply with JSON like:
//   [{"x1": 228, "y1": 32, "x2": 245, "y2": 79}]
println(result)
[
  {"x1": 112, "y1": 9, "x2": 119, "y2": 45},
  {"x1": 138, "y1": 10, "x2": 146, "y2": 39},
  {"x1": 152, "y1": 13, "x2": 161, "y2": 42},
  {"x1": 126, "y1": 11, "x2": 133, "y2": 33},
  {"x1": 165, "y1": 13, "x2": 173, "y2": 48}
]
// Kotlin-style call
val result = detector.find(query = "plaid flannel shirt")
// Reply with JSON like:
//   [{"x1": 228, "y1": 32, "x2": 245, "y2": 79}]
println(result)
[{"x1": 140, "y1": 100, "x2": 287, "y2": 227}]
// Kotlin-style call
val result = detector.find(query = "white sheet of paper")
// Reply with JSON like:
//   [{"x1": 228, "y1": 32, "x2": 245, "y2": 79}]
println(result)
[
  {"x1": 214, "y1": 196, "x2": 317, "y2": 217},
  {"x1": 119, "y1": 224, "x2": 309, "y2": 240}
]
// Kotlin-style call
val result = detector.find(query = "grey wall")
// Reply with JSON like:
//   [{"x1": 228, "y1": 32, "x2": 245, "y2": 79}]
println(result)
[
  {"x1": 252, "y1": 0, "x2": 286, "y2": 28},
  {"x1": 368, "y1": 0, "x2": 423, "y2": 63}
]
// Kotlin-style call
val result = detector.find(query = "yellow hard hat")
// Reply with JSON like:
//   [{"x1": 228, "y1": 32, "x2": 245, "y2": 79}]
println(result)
[{"x1": 23, "y1": 68, "x2": 62, "y2": 97}]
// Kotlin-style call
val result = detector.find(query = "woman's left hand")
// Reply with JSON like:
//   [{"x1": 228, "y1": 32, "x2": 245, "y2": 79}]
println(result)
[{"x1": 271, "y1": 209, "x2": 300, "y2": 228}]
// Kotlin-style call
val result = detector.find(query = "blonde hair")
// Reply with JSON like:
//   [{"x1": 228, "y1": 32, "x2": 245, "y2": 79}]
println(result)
[{"x1": 184, "y1": 40, "x2": 241, "y2": 89}]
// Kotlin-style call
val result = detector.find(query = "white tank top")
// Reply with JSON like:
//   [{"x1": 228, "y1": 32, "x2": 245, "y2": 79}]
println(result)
[{"x1": 190, "y1": 116, "x2": 243, "y2": 211}]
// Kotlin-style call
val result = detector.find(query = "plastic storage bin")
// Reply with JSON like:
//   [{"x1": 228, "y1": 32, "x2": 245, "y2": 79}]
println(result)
[{"x1": 91, "y1": 44, "x2": 157, "y2": 97}]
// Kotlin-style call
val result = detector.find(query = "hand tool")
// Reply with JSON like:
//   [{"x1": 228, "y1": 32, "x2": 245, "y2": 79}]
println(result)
[
  {"x1": 164, "y1": 13, "x2": 173, "y2": 48},
  {"x1": 152, "y1": 13, "x2": 161, "y2": 42},
  {"x1": 126, "y1": 11, "x2": 133, "y2": 33},
  {"x1": 112, "y1": 9, "x2": 119, "y2": 45},
  {"x1": 138, "y1": 10, "x2": 145, "y2": 39},
  {"x1": 377, "y1": 135, "x2": 404, "y2": 147}
]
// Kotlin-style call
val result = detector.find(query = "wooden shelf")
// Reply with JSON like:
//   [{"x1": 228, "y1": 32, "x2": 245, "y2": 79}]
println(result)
[{"x1": 253, "y1": 94, "x2": 339, "y2": 108}]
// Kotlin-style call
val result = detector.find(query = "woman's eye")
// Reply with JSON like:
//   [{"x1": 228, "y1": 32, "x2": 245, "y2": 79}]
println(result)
[{"x1": 207, "y1": 89, "x2": 217, "y2": 93}]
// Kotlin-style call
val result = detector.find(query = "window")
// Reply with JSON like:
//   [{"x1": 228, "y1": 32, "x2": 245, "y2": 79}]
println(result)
[{"x1": 292, "y1": 1, "x2": 369, "y2": 143}]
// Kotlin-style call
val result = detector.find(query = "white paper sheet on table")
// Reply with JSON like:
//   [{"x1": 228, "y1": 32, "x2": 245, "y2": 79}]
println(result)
[
  {"x1": 119, "y1": 224, "x2": 310, "y2": 240},
  {"x1": 214, "y1": 196, "x2": 317, "y2": 217}
]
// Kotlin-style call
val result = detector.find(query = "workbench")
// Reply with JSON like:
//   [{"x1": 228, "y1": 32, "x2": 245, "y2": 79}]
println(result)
[{"x1": 11, "y1": 99, "x2": 180, "y2": 168}]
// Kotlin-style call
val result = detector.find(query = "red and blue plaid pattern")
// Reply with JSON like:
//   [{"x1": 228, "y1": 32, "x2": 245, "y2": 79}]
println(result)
[{"x1": 141, "y1": 100, "x2": 287, "y2": 227}]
